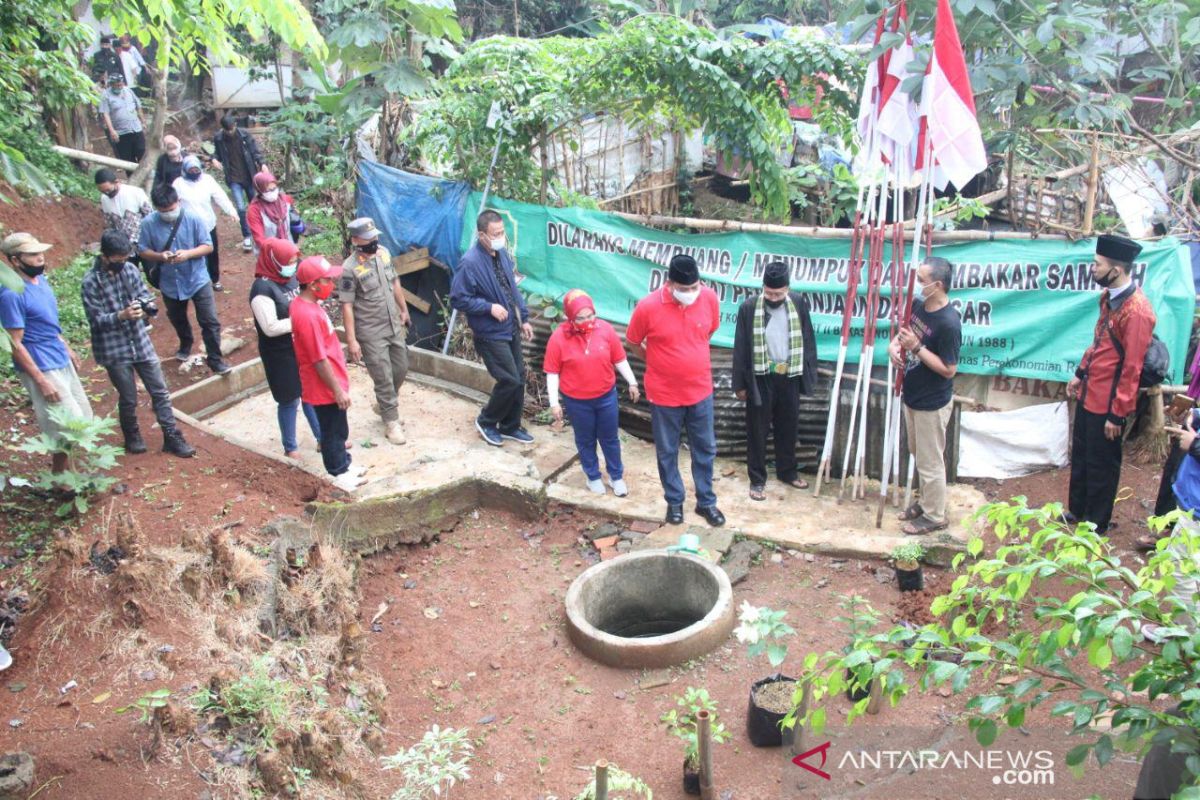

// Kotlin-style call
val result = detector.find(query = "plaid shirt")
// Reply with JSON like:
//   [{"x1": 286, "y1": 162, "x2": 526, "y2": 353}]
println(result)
[{"x1": 80, "y1": 260, "x2": 158, "y2": 367}]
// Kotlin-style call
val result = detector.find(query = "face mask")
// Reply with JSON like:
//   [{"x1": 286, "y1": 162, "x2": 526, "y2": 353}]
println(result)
[
  {"x1": 159, "y1": 208, "x2": 180, "y2": 222},
  {"x1": 356, "y1": 241, "x2": 379, "y2": 256},
  {"x1": 260, "y1": 190, "x2": 279, "y2": 203},
  {"x1": 573, "y1": 317, "x2": 596, "y2": 334},
  {"x1": 18, "y1": 262, "x2": 45, "y2": 278},
  {"x1": 489, "y1": 236, "x2": 506, "y2": 252},
  {"x1": 166, "y1": 148, "x2": 181, "y2": 159},
  {"x1": 311, "y1": 281, "x2": 334, "y2": 301},
  {"x1": 673, "y1": 289, "x2": 699, "y2": 307},
  {"x1": 185, "y1": 170, "x2": 201, "y2": 182},
  {"x1": 912, "y1": 284, "x2": 926, "y2": 303},
  {"x1": 280, "y1": 263, "x2": 298, "y2": 279},
  {"x1": 1094, "y1": 268, "x2": 1117, "y2": 288},
  {"x1": 110, "y1": 87, "x2": 123, "y2": 95},
  {"x1": 102, "y1": 188, "x2": 119, "y2": 198},
  {"x1": 765, "y1": 297, "x2": 786, "y2": 309}
]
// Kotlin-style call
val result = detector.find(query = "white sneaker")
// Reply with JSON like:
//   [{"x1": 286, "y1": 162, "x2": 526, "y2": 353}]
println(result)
[
  {"x1": 611, "y1": 479, "x2": 629, "y2": 497},
  {"x1": 333, "y1": 472, "x2": 364, "y2": 492},
  {"x1": 586, "y1": 478, "x2": 606, "y2": 495},
  {"x1": 241, "y1": 237, "x2": 253, "y2": 252},
  {"x1": 385, "y1": 421, "x2": 406, "y2": 445}
]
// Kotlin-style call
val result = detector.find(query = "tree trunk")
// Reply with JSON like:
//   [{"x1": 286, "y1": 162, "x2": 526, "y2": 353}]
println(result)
[{"x1": 130, "y1": 54, "x2": 170, "y2": 190}]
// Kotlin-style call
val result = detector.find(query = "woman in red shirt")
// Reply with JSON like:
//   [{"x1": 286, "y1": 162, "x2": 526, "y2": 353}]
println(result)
[
  {"x1": 246, "y1": 170, "x2": 300, "y2": 252},
  {"x1": 545, "y1": 290, "x2": 640, "y2": 496}
]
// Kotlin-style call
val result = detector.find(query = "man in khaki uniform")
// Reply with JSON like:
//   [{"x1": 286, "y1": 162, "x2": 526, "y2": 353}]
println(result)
[{"x1": 340, "y1": 217, "x2": 411, "y2": 445}]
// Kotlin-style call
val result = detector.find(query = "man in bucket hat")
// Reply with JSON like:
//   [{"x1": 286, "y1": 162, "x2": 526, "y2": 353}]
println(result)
[
  {"x1": 340, "y1": 216, "x2": 411, "y2": 446},
  {"x1": 1066, "y1": 234, "x2": 1157, "y2": 534},
  {"x1": 0, "y1": 233, "x2": 93, "y2": 476}
]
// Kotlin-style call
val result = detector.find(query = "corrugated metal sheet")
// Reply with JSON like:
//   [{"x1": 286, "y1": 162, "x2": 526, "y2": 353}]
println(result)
[{"x1": 525, "y1": 317, "x2": 959, "y2": 481}]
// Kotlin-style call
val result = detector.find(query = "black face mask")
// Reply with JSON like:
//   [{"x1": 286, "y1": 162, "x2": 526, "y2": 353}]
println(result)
[
  {"x1": 1094, "y1": 267, "x2": 1118, "y2": 288},
  {"x1": 18, "y1": 261, "x2": 45, "y2": 278},
  {"x1": 356, "y1": 241, "x2": 379, "y2": 256},
  {"x1": 102, "y1": 188, "x2": 119, "y2": 198},
  {"x1": 765, "y1": 298, "x2": 786, "y2": 309},
  {"x1": 105, "y1": 258, "x2": 126, "y2": 272}
]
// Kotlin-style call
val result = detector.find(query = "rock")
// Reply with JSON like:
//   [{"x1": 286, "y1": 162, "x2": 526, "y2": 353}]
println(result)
[
  {"x1": 721, "y1": 540, "x2": 762, "y2": 585},
  {"x1": 873, "y1": 568, "x2": 894, "y2": 584},
  {"x1": 814, "y1": 577, "x2": 829, "y2": 589},
  {"x1": 769, "y1": 552, "x2": 783, "y2": 564},
  {"x1": 613, "y1": 691, "x2": 627, "y2": 700},
  {"x1": 403, "y1": 580, "x2": 417, "y2": 590},
  {"x1": 621, "y1": 531, "x2": 647, "y2": 544},
  {"x1": 0, "y1": 752, "x2": 34, "y2": 799},
  {"x1": 628, "y1": 520, "x2": 661, "y2": 534},
  {"x1": 616, "y1": 540, "x2": 632, "y2": 553},
  {"x1": 804, "y1": 553, "x2": 816, "y2": 563},
  {"x1": 489, "y1": 661, "x2": 501, "y2": 670},
  {"x1": 218, "y1": 335, "x2": 246, "y2": 357},
  {"x1": 584, "y1": 522, "x2": 622, "y2": 542},
  {"x1": 937, "y1": 686, "x2": 952, "y2": 698},
  {"x1": 477, "y1": 714, "x2": 496, "y2": 725},
  {"x1": 639, "y1": 670, "x2": 672, "y2": 690}
]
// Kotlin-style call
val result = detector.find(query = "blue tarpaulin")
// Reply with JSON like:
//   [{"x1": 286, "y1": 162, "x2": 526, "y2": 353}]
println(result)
[{"x1": 356, "y1": 160, "x2": 471, "y2": 269}]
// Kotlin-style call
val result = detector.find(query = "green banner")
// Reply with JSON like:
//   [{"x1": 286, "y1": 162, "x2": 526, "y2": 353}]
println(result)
[{"x1": 462, "y1": 193, "x2": 1194, "y2": 384}]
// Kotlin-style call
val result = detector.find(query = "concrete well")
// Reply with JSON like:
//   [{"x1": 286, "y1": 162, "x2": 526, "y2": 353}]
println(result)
[{"x1": 564, "y1": 550, "x2": 735, "y2": 669}]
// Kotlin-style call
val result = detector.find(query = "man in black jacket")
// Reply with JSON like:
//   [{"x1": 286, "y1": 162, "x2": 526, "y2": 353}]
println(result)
[
  {"x1": 212, "y1": 114, "x2": 264, "y2": 252},
  {"x1": 91, "y1": 35, "x2": 123, "y2": 86},
  {"x1": 732, "y1": 260, "x2": 818, "y2": 500}
]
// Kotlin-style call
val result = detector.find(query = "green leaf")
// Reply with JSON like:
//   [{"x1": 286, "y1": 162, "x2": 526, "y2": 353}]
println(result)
[
  {"x1": 974, "y1": 719, "x2": 997, "y2": 747},
  {"x1": 1111, "y1": 626, "x2": 1133, "y2": 661},
  {"x1": 1087, "y1": 639, "x2": 1112, "y2": 670},
  {"x1": 767, "y1": 644, "x2": 788, "y2": 667},
  {"x1": 1065, "y1": 743, "x2": 1090, "y2": 767}
]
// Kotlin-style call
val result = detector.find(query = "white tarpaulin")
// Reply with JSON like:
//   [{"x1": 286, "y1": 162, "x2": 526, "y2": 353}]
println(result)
[{"x1": 957, "y1": 401, "x2": 1069, "y2": 479}]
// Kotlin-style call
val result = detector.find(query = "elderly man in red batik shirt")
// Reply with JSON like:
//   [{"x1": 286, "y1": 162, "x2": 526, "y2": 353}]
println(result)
[{"x1": 1066, "y1": 234, "x2": 1157, "y2": 534}]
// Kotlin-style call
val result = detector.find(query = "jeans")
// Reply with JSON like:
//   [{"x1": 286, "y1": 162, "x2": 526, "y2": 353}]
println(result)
[
  {"x1": 228, "y1": 180, "x2": 255, "y2": 238},
  {"x1": 562, "y1": 387, "x2": 623, "y2": 482},
  {"x1": 277, "y1": 398, "x2": 322, "y2": 454},
  {"x1": 312, "y1": 403, "x2": 352, "y2": 476},
  {"x1": 650, "y1": 394, "x2": 717, "y2": 509},
  {"x1": 475, "y1": 335, "x2": 525, "y2": 432},
  {"x1": 105, "y1": 359, "x2": 177, "y2": 438},
  {"x1": 162, "y1": 283, "x2": 223, "y2": 367}
]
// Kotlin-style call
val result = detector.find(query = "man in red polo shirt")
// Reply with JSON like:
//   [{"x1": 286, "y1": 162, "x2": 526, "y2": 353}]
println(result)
[
  {"x1": 626, "y1": 254, "x2": 725, "y2": 526},
  {"x1": 291, "y1": 255, "x2": 366, "y2": 492},
  {"x1": 1066, "y1": 234, "x2": 1157, "y2": 533}
]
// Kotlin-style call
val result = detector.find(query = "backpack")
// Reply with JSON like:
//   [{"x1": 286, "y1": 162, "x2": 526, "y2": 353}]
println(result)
[{"x1": 1107, "y1": 318, "x2": 1169, "y2": 388}]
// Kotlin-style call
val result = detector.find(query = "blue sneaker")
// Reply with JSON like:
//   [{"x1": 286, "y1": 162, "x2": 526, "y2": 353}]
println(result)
[
  {"x1": 475, "y1": 417, "x2": 503, "y2": 446},
  {"x1": 500, "y1": 427, "x2": 534, "y2": 444}
]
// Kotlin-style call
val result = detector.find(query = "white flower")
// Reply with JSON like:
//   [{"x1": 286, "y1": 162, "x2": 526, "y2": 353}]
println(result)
[
  {"x1": 738, "y1": 601, "x2": 760, "y2": 623},
  {"x1": 734, "y1": 623, "x2": 760, "y2": 645}
]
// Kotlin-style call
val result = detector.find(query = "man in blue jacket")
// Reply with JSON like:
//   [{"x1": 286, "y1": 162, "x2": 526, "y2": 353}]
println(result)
[{"x1": 450, "y1": 210, "x2": 535, "y2": 446}]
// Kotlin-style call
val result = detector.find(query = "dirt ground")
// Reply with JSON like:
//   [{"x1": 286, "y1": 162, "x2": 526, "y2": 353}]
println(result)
[{"x1": 0, "y1": 194, "x2": 1176, "y2": 799}]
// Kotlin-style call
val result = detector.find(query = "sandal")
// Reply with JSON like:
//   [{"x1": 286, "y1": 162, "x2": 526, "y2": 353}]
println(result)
[
  {"x1": 749, "y1": 485, "x2": 766, "y2": 502},
  {"x1": 898, "y1": 503, "x2": 924, "y2": 522},
  {"x1": 1133, "y1": 532, "x2": 1163, "y2": 552},
  {"x1": 901, "y1": 515, "x2": 948, "y2": 536},
  {"x1": 784, "y1": 477, "x2": 809, "y2": 490}
]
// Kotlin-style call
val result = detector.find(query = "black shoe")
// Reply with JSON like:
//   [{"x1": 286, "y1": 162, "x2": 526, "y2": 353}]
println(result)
[
  {"x1": 162, "y1": 431, "x2": 196, "y2": 458},
  {"x1": 696, "y1": 505, "x2": 726, "y2": 527},
  {"x1": 500, "y1": 427, "x2": 534, "y2": 443},
  {"x1": 123, "y1": 432, "x2": 147, "y2": 454},
  {"x1": 211, "y1": 360, "x2": 233, "y2": 376},
  {"x1": 665, "y1": 504, "x2": 684, "y2": 524}
]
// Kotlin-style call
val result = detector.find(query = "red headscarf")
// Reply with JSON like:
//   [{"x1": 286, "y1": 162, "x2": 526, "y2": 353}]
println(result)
[
  {"x1": 252, "y1": 169, "x2": 289, "y2": 228},
  {"x1": 562, "y1": 289, "x2": 597, "y2": 336},
  {"x1": 255, "y1": 237, "x2": 300, "y2": 283}
]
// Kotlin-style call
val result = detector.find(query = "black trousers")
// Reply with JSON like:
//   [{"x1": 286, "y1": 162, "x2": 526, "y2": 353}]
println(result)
[
  {"x1": 105, "y1": 359, "x2": 177, "y2": 439},
  {"x1": 1068, "y1": 407, "x2": 1123, "y2": 532},
  {"x1": 475, "y1": 335, "x2": 525, "y2": 432},
  {"x1": 745, "y1": 373, "x2": 802, "y2": 487},
  {"x1": 1155, "y1": 443, "x2": 1186, "y2": 516},
  {"x1": 115, "y1": 130, "x2": 145, "y2": 165},
  {"x1": 312, "y1": 403, "x2": 351, "y2": 476},
  {"x1": 162, "y1": 283, "x2": 223, "y2": 367},
  {"x1": 206, "y1": 226, "x2": 220, "y2": 284}
]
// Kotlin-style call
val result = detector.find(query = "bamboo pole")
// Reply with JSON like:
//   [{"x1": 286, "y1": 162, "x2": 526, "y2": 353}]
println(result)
[
  {"x1": 610, "y1": 211, "x2": 1070, "y2": 241},
  {"x1": 597, "y1": 181, "x2": 677, "y2": 206},
  {"x1": 594, "y1": 760, "x2": 609, "y2": 800},
  {"x1": 696, "y1": 709, "x2": 715, "y2": 800},
  {"x1": 52, "y1": 145, "x2": 137, "y2": 171},
  {"x1": 1082, "y1": 131, "x2": 1101, "y2": 237}
]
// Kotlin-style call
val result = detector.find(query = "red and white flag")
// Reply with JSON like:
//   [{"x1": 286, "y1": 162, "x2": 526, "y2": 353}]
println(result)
[
  {"x1": 876, "y1": 3, "x2": 918, "y2": 177},
  {"x1": 916, "y1": 0, "x2": 987, "y2": 190},
  {"x1": 855, "y1": 16, "x2": 887, "y2": 156}
]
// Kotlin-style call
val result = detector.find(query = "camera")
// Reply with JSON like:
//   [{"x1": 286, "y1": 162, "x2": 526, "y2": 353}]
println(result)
[{"x1": 137, "y1": 297, "x2": 158, "y2": 318}]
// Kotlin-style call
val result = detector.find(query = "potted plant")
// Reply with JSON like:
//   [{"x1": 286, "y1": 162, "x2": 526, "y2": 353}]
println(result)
[
  {"x1": 660, "y1": 687, "x2": 729, "y2": 796},
  {"x1": 573, "y1": 763, "x2": 653, "y2": 800},
  {"x1": 734, "y1": 601, "x2": 797, "y2": 747},
  {"x1": 891, "y1": 542, "x2": 926, "y2": 592}
]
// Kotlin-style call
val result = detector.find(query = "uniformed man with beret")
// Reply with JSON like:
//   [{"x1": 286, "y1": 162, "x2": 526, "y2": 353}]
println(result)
[
  {"x1": 1066, "y1": 233, "x2": 1157, "y2": 533},
  {"x1": 340, "y1": 217, "x2": 411, "y2": 446}
]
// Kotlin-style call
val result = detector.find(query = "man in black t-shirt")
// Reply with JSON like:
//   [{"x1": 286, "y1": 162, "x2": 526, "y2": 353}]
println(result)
[{"x1": 888, "y1": 256, "x2": 962, "y2": 535}]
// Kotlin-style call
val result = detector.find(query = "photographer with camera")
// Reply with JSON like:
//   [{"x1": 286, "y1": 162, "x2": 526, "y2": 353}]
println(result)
[{"x1": 82, "y1": 230, "x2": 195, "y2": 458}]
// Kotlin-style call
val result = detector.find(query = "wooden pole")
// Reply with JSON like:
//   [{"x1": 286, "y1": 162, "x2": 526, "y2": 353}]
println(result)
[
  {"x1": 1082, "y1": 130, "x2": 1101, "y2": 237},
  {"x1": 594, "y1": 760, "x2": 609, "y2": 800},
  {"x1": 52, "y1": 145, "x2": 138, "y2": 171},
  {"x1": 696, "y1": 709, "x2": 715, "y2": 800}
]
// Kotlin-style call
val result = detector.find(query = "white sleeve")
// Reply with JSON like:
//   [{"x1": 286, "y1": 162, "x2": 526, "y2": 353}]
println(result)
[
  {"x1": 209, "y1": 177, "x2": 237, "y2": 218},
  {"x1": 615, "y1": 359, "x2": 637, "y2": 387},
  {"x1": 547, "y1": 372, "x2": 561, "y2": 407},
  {"x1": 251, "y1": 294, "x2": 292, "y2": 337}
]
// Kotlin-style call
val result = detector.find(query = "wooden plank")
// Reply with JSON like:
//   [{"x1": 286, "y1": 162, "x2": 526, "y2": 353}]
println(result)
[
  {"x1": 394, "y1": 258, "x2": 430, "y2": 277},
  {"x1": 394, "y1": 247, "x2": 429, "y2": 266},
  {"x1": 403, "y1": 288, "x2": 431, "y2": 314}
]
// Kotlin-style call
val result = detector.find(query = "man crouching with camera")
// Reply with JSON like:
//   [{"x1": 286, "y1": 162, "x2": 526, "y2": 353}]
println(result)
[{"x1": 82, "y1": 230, "x2": 195, "y2": 458}]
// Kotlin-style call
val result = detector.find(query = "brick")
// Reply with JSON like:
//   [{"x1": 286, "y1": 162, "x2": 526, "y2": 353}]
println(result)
[{"x1": 592, "y1": 535, "x2": 620, "y2": 549}]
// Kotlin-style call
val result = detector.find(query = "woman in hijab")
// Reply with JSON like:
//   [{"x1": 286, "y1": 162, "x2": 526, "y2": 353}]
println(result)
[
  {"x1": 153, "y1": 135, "x2": 186, "y2": 188},
  {"x1": 544, "y1": 290, "x2": 640, "y2": 496},
  {"x1": 246, "y1": 169, "x2": 299, "y2": 252},
  {"x1": 249, "y1": 237, "x2": 322, "y2": 458},
  {"x1": 173, "y1": 155, "x2": 237, "y2": 290}
]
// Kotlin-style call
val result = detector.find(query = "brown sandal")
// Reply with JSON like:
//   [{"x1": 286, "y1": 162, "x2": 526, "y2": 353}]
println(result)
[
  {"x1": 749, "y1": 485, "x2": 766, "y2": 501},
  {"x1": 785, "y1": 477, "x2": 810, "y2": 490},
  {"x1": 898, "y1": 503, "x2": 924, "y2": 522},
  {"x1": 902, "y1": 515, "x2": 948, "y2": 536}
]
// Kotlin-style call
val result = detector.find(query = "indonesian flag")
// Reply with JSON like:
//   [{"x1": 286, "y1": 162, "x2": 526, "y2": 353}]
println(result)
[
  {"x1": 854, "y1": 16, "x2": 886, "y2": 153},
  {"x1": 916, "y1": 0, "x2": 987, "y2": 190},
  {"x1": 876, "y1": 4, "x2": 918, "y2": 178}
]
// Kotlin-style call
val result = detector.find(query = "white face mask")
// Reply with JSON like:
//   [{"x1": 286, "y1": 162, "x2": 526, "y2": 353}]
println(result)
[
  {"x1": 912, "y1": 283, "x2": 925, "y2": 303},
  {"x1": 261, "y1": 189, "x2": 279, "y2": 203},
  {"x1": 672, "y1": 288, "x2": 699, "y2": 306},
  {"x1": 489, "y1": 236, "x2": 506, "y2": 252},
  {"x1": 159, "y1": 208, "x2": 180, "y2": 222}
]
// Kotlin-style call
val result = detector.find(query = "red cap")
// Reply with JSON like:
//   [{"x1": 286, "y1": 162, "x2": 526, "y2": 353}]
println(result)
[{"x1": 296, "y1": 255, "x2": 341, "y2": 285}]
